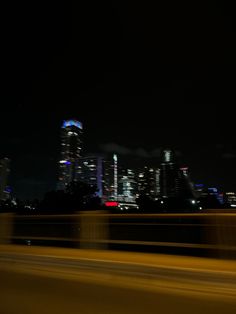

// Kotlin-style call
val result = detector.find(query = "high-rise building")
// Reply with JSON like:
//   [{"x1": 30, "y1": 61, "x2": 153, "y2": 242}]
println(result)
[
  {"x1": 155, "y1": 168, "x2": 161, "y2": 196},
  {"x1": 103, "y1": 154, "x2": 118, "y2": 201},
  {"x1": 160, "y1": 149, "x2": 195, "y2": 199},
  {"x1": 0, "y1": 158, "x2": 10, "y2": 201},
  {"x1": 58, "y1": 120, "x2": 83, "y2": 189},
  {"x1": 137, "y1": 167, "x2": 160, "y2": 199},
  {"x1": 160, "y1": 149, "x2": 178, "y2": 198},
  {"x1": 77, "y1": 154, "x2": 118, "y2": 201},
  {"x1": 118, "y1": 168, "x2": 137, "y2": 203},
  {"x1": 225, "y1": 192, "x2": 236, "y2": 207},
  {"x1": 178, "y1": 167, "x2": 196, "y2": 198},
  {"x1": 78, "y1": 156, "x2": 103, "y2": 197}
]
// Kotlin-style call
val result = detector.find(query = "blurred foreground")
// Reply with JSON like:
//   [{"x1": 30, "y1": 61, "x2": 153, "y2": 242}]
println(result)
[
  {"x1": 1, "y1": 211, "x2": 236, "y2": 313},
  {"x1": 1, "y1": 245, "x2": 236, "y2": 313}
]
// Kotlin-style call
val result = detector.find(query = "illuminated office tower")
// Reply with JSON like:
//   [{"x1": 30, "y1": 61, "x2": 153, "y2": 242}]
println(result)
[
  {"x1": 113, "y1": 154, "x2": 118, "y2": 200},
  {"x1": 78, "y1": 156, "x2": 103, "y2": 197},
  {"x1": 118, "y1": 168, "x2": 137, "y2": 203},
  {"x1": 225, "y1": 192, "x2": 236, "y2": 207},
  {"x1": 103, "y1": 154, "x2": 118, "y2": 201},
  {"x1": 78, "y1": 154, "x2": 119, "y2": 201},
  {"x1": 0, "y1": 158, "x2": 10, "y2": 201},
  {"x1": 155, "y1": 168, "x2": 161, "y2": 195},
  {"x1": 58, "y1": 120, "x2": 83, "y2": 189},
  {"x1": 137, "y1": 167, "x2": 160, "y2": 199}
]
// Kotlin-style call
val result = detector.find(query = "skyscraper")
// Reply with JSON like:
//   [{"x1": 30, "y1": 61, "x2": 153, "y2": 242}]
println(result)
[
  {"x1": 178, "y1": 167, "x2": 196, "y2": 199},
  {"x1": 58, "y1": 120, "x2": 83, "y2": 189},
  {"x1": 0, "y1": 158, "x2": 10, "y2": 201},
  {"x1": 225, "y1": 192, "x2": 236, "y2": 207},
  {"x1": 118, "y1": 168, "x2": 137, "y2": 203},
  {"x1": 160, "y1": 149, "x2": 195, "y2": 199},
  {"x1": 103, "y1": 154, "x2": 118, "y2": 201},
  {"x1": 137, "y1": 167, "x2": 160, "y2": 199},
  {"x1": 160, "y1": 149, "x2": 178, "y2": 198},
  {"x1": 78, "y1": 156, "x2": 103, "y2": 197}
]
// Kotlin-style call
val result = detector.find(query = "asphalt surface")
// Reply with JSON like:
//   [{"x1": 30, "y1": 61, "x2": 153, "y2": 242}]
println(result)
[{"x1": 0, "y1": 245, "x2": 236, "y2": 314}]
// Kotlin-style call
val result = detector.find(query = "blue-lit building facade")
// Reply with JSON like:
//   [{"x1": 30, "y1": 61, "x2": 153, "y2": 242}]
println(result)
[
  {"x1": 58, "y1": 120, "x2": 83, "y2": 189},
  {"x1": 207, "y1": 187, "x2": 224, "y2": 205}
]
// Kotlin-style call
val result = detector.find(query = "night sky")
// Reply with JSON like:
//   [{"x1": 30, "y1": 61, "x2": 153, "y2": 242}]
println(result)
[{"x1": 1, "y1": 2, "x2": 236, "y2": 199}]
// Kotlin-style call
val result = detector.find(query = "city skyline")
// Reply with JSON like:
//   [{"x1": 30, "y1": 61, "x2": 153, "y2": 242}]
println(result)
[
  {"x1": 0, "y1": 117, "x2": 235, "y2": 200},
  {"x1": 1, "y1": 2, "x2": 236, "y2": 198},
  {"x1": 1, "y1": 4, "x2": 236, "y2": 313}
]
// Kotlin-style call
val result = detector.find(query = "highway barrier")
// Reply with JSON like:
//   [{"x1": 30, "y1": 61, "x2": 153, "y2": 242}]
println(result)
[{"x1": 1, "y1": 211, "x2": 236, "y2": 258}]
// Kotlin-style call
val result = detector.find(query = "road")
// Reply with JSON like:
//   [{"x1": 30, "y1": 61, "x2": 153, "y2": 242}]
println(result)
[{"x1": 0, "y1": 245, "x2": 236, "y2": 313}]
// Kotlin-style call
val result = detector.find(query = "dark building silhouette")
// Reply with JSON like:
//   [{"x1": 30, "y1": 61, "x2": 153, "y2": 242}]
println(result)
[
  {"x1": 78, "y1": 156, "x2": 103, "y2": 197},
  {"x1": 160, "y1": 149, "x2": 195, "y2": 199},
  {"x1": 178, "y1": 167, "x2": 196, "y2": 198},
  {"x1": 160, "y1": 149, "x2": 178, "y2": 198},
  {"x1": 0, "y1": 158, "x2": 10, "y2": 201}
]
